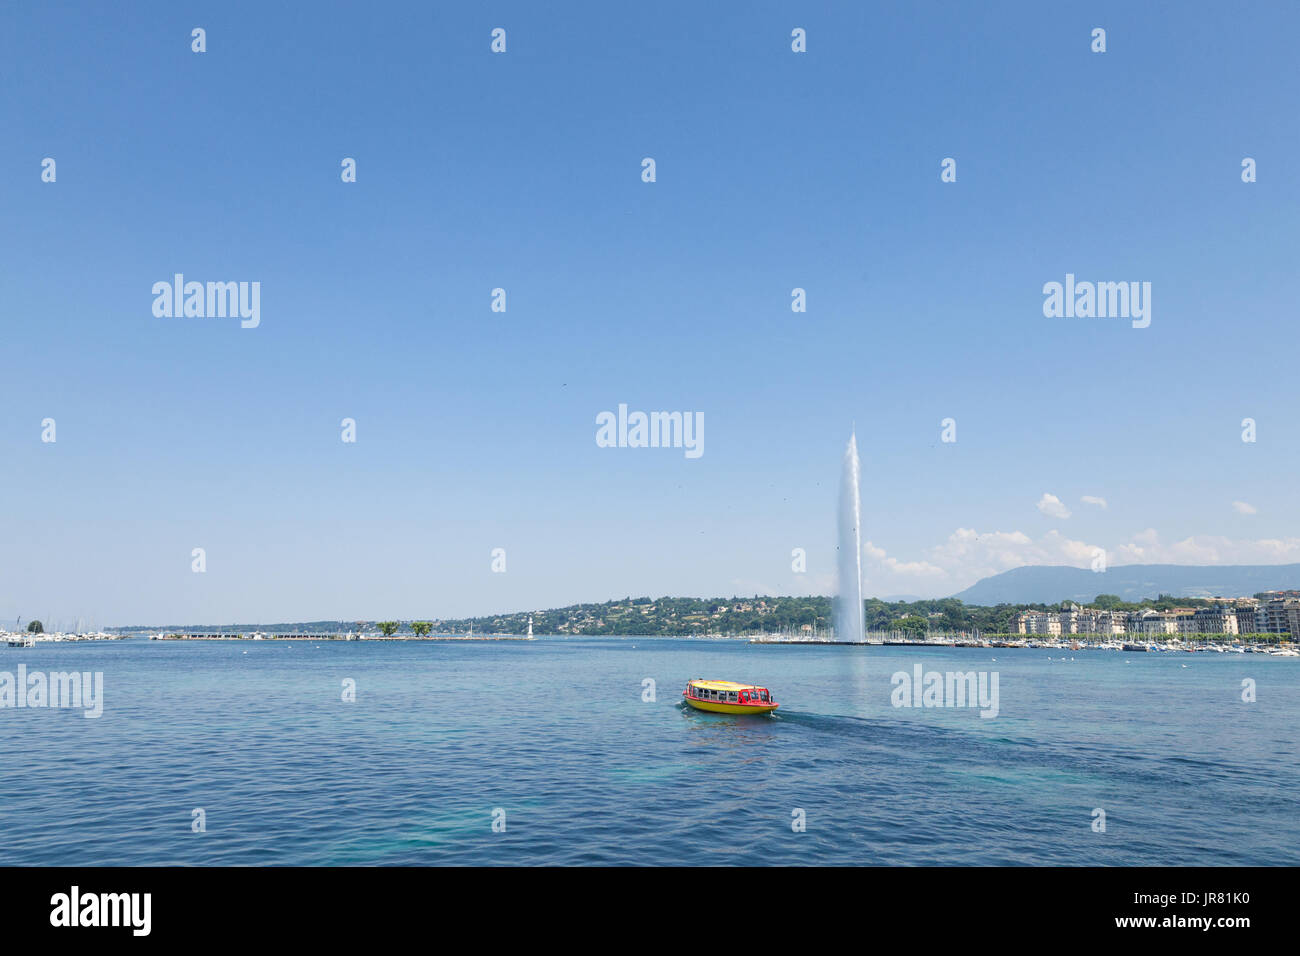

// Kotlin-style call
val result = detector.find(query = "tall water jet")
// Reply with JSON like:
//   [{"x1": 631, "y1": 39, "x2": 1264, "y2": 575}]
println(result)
[{"x1": 835, "y1": 430, "x2": 864, "y2": 643}]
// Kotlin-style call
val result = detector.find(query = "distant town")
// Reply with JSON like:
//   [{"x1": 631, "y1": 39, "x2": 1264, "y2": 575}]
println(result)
[
  {"x1": 1011, "y1": 592, "x2": 1300, "y2": 638},
  {"x1": 50, "y1": 589, "x2": 1300, "y2": 644}
]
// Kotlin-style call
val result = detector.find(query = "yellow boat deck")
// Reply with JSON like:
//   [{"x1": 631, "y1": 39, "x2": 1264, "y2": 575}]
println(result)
[{"x1": 682, "y1": 679, "x2": 779, "y2": 715}]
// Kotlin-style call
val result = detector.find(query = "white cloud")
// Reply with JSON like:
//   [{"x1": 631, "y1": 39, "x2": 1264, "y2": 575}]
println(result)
[
  {"x1": 862, "y1": 528, "x2": 1102, "y2": 598},
  {"x1": 861, "y1": 540, "x2": 944, "y2": 578},
  {"x1": 1036, "y1": 493, "x2": 1071, "y2": 519},
  {"x1": 1081, "y1": 495, "x2": 1108, "y2": 509},
  {"x1": 1232, "y1": 501, "x2": 1258, "y2": 515},
  {"x1": 861, "y1": 527, "x2": 1300, "y2": 600},
  {"x1": 1112, "y1": 530, "x2": 1300, "y2": 565}
]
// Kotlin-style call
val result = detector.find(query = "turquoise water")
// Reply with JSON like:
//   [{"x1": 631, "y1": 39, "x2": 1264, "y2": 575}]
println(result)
[{"x1": 1, "y1": 637, "x2": 1296, "y2": 865}]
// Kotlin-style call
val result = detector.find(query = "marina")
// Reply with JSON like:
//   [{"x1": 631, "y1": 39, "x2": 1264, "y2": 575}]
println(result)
[
  {"x1": 1, "y1": 630, "x2": 123, "y2": 647},
  {"x1": 749, "y1": 633, "x2": 1300, "y2": 654}
]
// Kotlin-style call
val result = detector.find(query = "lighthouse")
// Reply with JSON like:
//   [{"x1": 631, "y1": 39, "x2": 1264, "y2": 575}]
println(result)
[{"x1": 527, "y1": 615, "x2": 533, "y2": 639}]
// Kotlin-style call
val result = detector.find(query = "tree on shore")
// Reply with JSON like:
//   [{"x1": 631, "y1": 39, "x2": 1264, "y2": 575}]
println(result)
[
  {"x1": 27, "y1": 620, "x2": 44, "y2": 634},
  {"x1": 410, "y1": 622, "x2": 432, "y2": 637},
  {"x1": 891, "y1": 615, "x2": 927, "y2": 638},
  {"x1": 377, "y1": 621, "x2": 399, "y2": 637}
]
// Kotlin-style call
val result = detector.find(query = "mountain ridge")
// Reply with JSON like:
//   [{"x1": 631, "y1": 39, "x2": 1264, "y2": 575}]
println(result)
[{"x1": 950, "y1": 563, "x2": 1300, "y2": 605}]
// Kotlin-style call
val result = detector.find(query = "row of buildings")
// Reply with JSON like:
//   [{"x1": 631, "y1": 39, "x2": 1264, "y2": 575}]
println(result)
[{"x1": 1010, "y1": 593, "x2": 1300, "y2": 638}]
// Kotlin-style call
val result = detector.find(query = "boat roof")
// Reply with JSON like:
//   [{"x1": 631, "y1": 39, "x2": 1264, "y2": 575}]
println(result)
[{"x1": 689, "y1": 679, "x2": 762, "y2": 690}]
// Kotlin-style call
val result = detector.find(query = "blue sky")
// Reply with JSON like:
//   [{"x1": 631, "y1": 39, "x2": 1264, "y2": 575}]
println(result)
[{"x1": 3, "y1": 1, "x2": 1298, "y2": 626}]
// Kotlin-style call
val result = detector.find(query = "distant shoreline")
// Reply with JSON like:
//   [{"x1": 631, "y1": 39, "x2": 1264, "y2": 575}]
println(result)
[{"x1": 749, "y1": 635, "x2": 1298, "y2": 655}]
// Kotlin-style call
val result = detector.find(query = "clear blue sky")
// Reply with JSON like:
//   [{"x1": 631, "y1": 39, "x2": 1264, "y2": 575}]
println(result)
[{"x1": 3, "y1": 1, "x2": 1298, "y2": 626}]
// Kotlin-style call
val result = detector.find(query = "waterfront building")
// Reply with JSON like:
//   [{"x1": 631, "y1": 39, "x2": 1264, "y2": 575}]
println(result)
[
  {"x1": 1234, "y1": 605, "x2": 1261, "y2": 634},
  {"x1": 1020, "y1": 611, "x2": 1052, "y2": 635},
  {"x1": 1128, "y1": 610, "x2": 1173, "y2": 635},
  {"x1": 1191, "y1": 606, "x2": 1239, "y2": 635},
  {"x1": 1057, "y1": 603, "x2": 1085, "y2": 634},
  {"x1": 1258, "y1": 598, "x2": 1300, "y2": 636},
  {"x1": 1094, "y1": 611, "x2": 1128, "y2": 636}
]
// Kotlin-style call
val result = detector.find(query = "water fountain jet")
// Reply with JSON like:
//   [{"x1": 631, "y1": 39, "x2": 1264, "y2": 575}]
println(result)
[{"x1": 835, "y1": 430, "x2": 864, "y2": 643}]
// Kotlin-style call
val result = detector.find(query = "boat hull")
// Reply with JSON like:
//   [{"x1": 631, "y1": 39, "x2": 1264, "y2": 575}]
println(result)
[{"x1": 683, "y1": 697, "x2": 778, "y2": 716}]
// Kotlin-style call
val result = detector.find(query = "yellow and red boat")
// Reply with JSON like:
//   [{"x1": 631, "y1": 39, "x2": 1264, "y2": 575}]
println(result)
[{"x1": 682, "y1": 679, "x2": 779, "y2": 715}]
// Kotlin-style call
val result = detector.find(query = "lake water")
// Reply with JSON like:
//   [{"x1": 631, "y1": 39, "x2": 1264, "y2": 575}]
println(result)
[{"x1": 1, "y1": 637, "x2": 1296, "y2": 865}]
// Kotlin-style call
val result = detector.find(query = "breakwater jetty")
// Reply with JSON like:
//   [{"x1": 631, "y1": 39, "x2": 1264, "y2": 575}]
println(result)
[{"x1": 151, "y1": 632, "x2": 534, "y2": 642}]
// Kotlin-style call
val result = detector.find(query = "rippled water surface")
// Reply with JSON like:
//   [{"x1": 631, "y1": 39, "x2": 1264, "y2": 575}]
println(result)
[{"x1": 1, "y1": 637, "x2": 1297, "y2": 865}]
